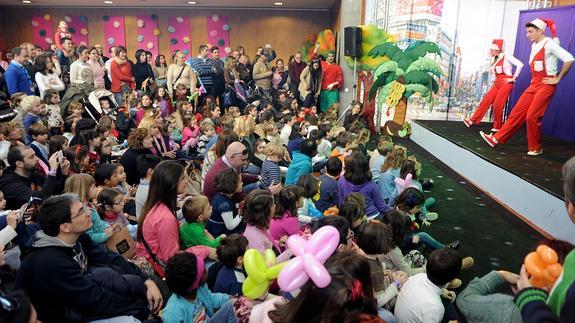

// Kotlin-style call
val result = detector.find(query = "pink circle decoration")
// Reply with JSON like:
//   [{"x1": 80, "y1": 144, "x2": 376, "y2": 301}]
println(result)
[
  {"x1": 43, "y1": 14, "x2": 51, "y2": 21},
  {"x1": 137, "y1": 19, "x2": 145, "y2": 28},
  {"x1": 32, "y1": 20, "x2": 39, "y2": 27},
  {"x1": 210, "y1": 30, "x2": 218, "y2": 37},
  {"x1": 113, "y1": 21, "x2": 120, "y2": 28},
  {"x1": 80, "y1": 41, "x2": 87, "y2": 46},
  {"x1": 45, "y1": 38, "x2": 53, "y2": 44},
  {"x1": 147, "y1": 42, "x2": 154, "y2": 50},
  {"x1": 176, "y1": 17, "x2": 184, "y2": 23},
  {"x1": 80, "y1": 28, "x2": 89, "y2": 36},
  {"x1": 224, "y1": 47, "x2": 232, "y2": 54},
  {"x1": 64, "y1": 16, "x2": 72, "y2": 22},
  {"x1": 212, "y1": 14, "x2": 219, "y2": 22},
  {"x1": 183, "y1": 37, "x2": 190, "y2": 44}
]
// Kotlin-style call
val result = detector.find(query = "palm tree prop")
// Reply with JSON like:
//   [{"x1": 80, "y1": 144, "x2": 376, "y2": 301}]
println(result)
[{"x1": 368, "y1": 41, "x2": 442, "y2": 136}]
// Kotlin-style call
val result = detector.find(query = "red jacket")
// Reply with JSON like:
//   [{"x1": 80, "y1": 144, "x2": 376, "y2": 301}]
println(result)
[
  {"x1": 320, "y1": 61, "x2": 343, "y2": 90},
  {"x1": 110, "y1": 60, "x2": 135, "y2": 93}
]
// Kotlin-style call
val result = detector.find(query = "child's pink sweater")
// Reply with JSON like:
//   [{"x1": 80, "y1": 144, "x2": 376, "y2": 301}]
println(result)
[{"x1": 269, "y1": 212, "x2": 298, "y2": 241}]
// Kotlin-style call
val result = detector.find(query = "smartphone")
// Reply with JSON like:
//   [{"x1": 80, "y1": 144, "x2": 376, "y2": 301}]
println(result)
[{"x1": 57, "y1": 150, "x2": 64, "y2": 163}]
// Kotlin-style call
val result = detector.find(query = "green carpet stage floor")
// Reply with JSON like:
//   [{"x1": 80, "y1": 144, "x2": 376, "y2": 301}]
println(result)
[
  {"x1": 414, "y1": 120, "x2": 575, "y2": 198},
  {"x1": 388, "y1": 135, "x2": 545, "y2": 286}
]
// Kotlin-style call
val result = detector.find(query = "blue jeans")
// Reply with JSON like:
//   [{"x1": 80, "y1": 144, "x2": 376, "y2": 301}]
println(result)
[
  {"x1": 243, "y1": 182, "x2": 261, "y2": 193},
  {"x1": 378, "y1": 308, "x2": 396, "y2": 323},
  {"x1": 209, "y1": 300, "x2": 237, "y2": 323},
  {"x1": 408, "y1": 232, "x2": 445, "y2": 250}
]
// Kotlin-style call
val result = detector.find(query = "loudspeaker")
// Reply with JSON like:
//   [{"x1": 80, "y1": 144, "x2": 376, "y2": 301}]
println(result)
[{"x1": 344, "y1": 26, "x2": 362, "y2": 57}]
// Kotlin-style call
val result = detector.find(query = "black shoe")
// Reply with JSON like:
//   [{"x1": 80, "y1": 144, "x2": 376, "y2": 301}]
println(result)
[{"x1": 447, "y1": 240, "x2": 460, "y2": 250}]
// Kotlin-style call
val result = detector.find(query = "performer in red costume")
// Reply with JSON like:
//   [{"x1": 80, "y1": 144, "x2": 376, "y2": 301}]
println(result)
[
  {"x1": 481, "y1": 18, "x2": 574, "y2": 156},
  {"x1": 463, "y1": 39, "x2": 523, "y2": 132}
]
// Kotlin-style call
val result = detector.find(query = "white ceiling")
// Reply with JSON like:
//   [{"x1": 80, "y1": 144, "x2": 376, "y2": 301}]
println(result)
[{"x1": 0, "y1": 0, "x2": 339, "y2": 9}]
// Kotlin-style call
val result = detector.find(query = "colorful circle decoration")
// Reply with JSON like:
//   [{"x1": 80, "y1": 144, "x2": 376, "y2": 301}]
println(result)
[
  {"x1": 64, "y1": 16, "x2": 72, "y2": 22},
  {"x1": 218, "y1": 39, "x2": 225, "y2": 46},
  {"x1": 224, "y1": 46, "x2": 232, "y2": 54},
  {"x1": 212, "y1": 14, "x2": 219, "y2": 22},
  {"x1": 80, "y1": 28, "x2": 89, "y2": 36},
  {"x1": 32, "y1": 20, "x2": 39, "y2": 27},
  {"x1": 102, "y1": 15, "x2": 110, "y2": 21},
  {"x1": 210, "y1": 30, "x2": 218, "y2": 37},
  {"x1": 39, "y1": 29, "x2": 47, "y2": 37},
  {"x1": 183, "y1": 49, "x2": 190, "y2": 55},
  {"x1": 79, "y1": 16, "x2": 87, "y2": 23},
  {"x1": 80, "y1": 41, "x2": 87, "y2": 46},
  {"x1": 147, "y1": 42, "x2": 154, "y2": 50},
  {"x1": 43, "y1": 14, "x2": 51, "y2": 21},
  {"x1": 137, "y1": 35, "x2": 144, "y2": 42},
  {"x1": 113, "y1": 21, "x2": 120, "y2": 28},
  {"x1": 170, "y1": 38, "x2": 178, "y2": 45},
  {"x1": 182, "y1": 37, "x2": 190, "y2": 44},
  {"x1": 137, "y1": 19, "x2": 145, "y2": 28},
  {"x1": 168, "y1": 26, "x2": 175, "y2": 33},
  {"x1": 151, "y1": 14, "x2": 158, "y2": 20},
  {"x1": 107, "y1": 37, "x2": 115, "y2": 45},
  {"x1": 153, "y1": 29, "x2": 161, "y2": 36},
  {"x1": 45, "y1": 37, "x2": 53, "y2": 44},
  {"x1": 222, "y1": 24, "x2": 230, "y2": 31},
  {"x1": 176, "y1": 17, "x2": 184, "y2": 23}
]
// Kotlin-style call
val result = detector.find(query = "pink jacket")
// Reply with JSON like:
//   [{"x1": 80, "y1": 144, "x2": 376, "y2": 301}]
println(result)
[
  {"x1": 269, "y1": 212, "x2": 298, "y2": 241},
  {"x1": 136, "y1": 203, "x2": 209, "y2": 263},
  {"x1": 181, "y1": 126, "x2": 200, "y2": 148},
  {"x1": 243, "y1": 225, "x2": 291, "y2": 263}
]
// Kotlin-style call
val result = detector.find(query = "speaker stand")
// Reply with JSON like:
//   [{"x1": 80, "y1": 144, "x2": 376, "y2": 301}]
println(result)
[{"x1": 337, "y1": 56, "x2": 359, "y2": 126}]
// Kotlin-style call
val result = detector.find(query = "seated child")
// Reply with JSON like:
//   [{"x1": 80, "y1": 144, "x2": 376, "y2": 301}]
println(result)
[
  {"x1": 259, "y1": 140, "x2": 284, "y2": 189},
  {"x1": 330, "y1": 131, "x2": 356, "y2": 165},
  {"x1": 354, "y1": 128, "x2": 370, "y2": 156},
  {"x1": 395, "y1": 158, "x2": 438, "y2": 221},
  {"x1": 338, "y1": 201, "x2": 366, "y2": 237},
  {"x1": 214, "y1": 234, "x2": 249, "y2": 296},
  {"x1": 285, "y1": 138, "x2": 317, "y2": 185},
  {"x1": 270, "y1": 185, "x2": 304, "y2": 242},
  {"x1": 96, "y1": 188, "x2": 137, "y2": 239},
  {"x1": 180, "y1": 195, "x2": 224, "y2": 251},
  {"x1": 370, "y1": 135, "x2": 393, "y2": 182},
  {"x1": 163, "y1": 252, "x2": 232, "y2": 323},
  {"x1": 197, "y1": 123, "x2": 215, "y2": 155},
  {"x1": 207, "y1": 168, "x2": 245, "y2": 237},
  {"x1": 381, "y1": 210, "x2": 426, "y2": 276},
  {"x1": 394, "y1": 248, "x2": 462, "y2": 323},
  {"x1": 315, "y1": 157, "x2": 342, "y2": 212},
  {"x1": 28, "y1": 123, "x2": 50, "y2": 169},
  {"x1": 378, "y1": 145, "x2": 407, "y2": 204},
  {"x1": 296, "y1": 174, "x2": 323, "y2": 223}
]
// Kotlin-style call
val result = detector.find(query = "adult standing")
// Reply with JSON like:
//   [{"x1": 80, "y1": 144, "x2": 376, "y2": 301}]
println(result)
[
  {"x1": 252, "y1": 53, "x2": 273, "y2": 101},
  {"x1": 5, "y1": 47, "x2": 33, "y2": 95},
  {"x1": 480, "y1": 18, "x2": 574, "y2": 156},
  {"x1": 299, "y1": 58, "x2": 323, "y2": 108},
  {"x1": 209, "y1": 46, "x2": 226, "y2": 106},
  {"x1": 189, "y1": 45, "x2": 214, "y2": 106},
  {"x1": 57, "y1": 38, "x2": 74, "y2": 84},
  {"x1": 152, "y1": 54, "x2": 168, "y2": 88},
  {"x1": 132, "y1": 49, "x2": 155, "y2": 93},
  {"x1": 288, "y1": 52, "x2": 307, "y2": 104},
  {"x1": 166, "y1": 50, "x2": 196, "y2": 99},
  {"x1": 69, "y1": 45, "x2": 93, "y2": 85},
  {"x1": 120, "y1": 128, "x2": 154, "y2": 186},
  {"x1": 20, "y1": 42, "x2": 37, "y2": 81},
  {"x1": 272, "y1": 58, "x2": 290, "y2": 91},
  {"x1": 34, "y1": 53, "x2": 65, "y2": 99},
  {"x1": 94, "y1": 43, "x2": 108, "y2": 63},
  {"x1": 104, "y1": 45, "x2": 116, "y2": 86},
  {"x1": 463, "y1": 39, "x2": 523, "y2": 131},
  {"x1": 110, "y1": 46, "x2": 135, "y2": 106},
  {"x1": 318, "y1": 51, "x2": 343, "y2": 113},
  {"x1": 87, "y1": 46, "x2": 107, "y2": 89}
]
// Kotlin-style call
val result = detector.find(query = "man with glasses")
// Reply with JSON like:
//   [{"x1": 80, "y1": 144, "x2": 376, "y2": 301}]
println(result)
[
  {"x1": 16, "y1": 193, "x2": 163, "y2": 322},
  {"x1": 203, "y1": 142, "x2": 253, "y2": 200}
]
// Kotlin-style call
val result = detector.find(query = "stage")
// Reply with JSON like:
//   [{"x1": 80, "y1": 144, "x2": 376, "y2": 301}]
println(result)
[{"x1": 410, "y1": 119, "x2": 575, "y2": 244}]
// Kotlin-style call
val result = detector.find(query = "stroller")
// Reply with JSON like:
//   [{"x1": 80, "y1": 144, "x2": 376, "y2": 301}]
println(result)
[
  {"x1": 85, "y1": 89, "x2": 119, "y2": 121},
  {"x1": 59, "y1": 82, "x2": 93, "y2": 118}
]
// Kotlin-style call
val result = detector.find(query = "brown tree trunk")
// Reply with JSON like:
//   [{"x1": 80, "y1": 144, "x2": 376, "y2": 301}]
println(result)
[{"x1": 359, "y1": 71, "x2": 376, "y2": 134}]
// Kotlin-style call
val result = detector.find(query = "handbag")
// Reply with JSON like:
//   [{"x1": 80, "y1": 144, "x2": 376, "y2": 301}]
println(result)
[
  {"x1": 223, "y1": 87, "x2": 234, "y2": 108},
  {"x1": 141, "y1": 233, "x2": 167, "y2": 278},
  {"x1": 183, "y1": 161, "x2": 202, "y2": 196},
  {"x1": 106, "y1": 225, "x2": 136, "y2": 259}
]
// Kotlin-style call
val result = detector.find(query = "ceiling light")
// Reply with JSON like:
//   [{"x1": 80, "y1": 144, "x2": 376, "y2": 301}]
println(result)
[
  {"x1": 104, "y1": 0, "x2": 113, "y2": 3},
  {"x1": 274, "y1": 2, "x2": 283, "y2": 5},
  {"x1": 188, "y1": 1, "x2": 197, "y2": 4},
  {"x1": 22, "y1": 0, "x2": 32, "y2": 3}
]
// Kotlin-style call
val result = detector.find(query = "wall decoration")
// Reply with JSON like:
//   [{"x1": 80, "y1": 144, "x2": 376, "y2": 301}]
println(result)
[
  {"x1": 168, "y1": 16, "x2": 191, "y2": 58},
  {"x1": 136, "y1": 15, "x2": 159, "y2": 57},
  {"x1": 206, "y1": 14, "x2": 231, "y2": 55},
  {"x1": 32, "y1": 15, "x2": 55, "y2": 48},
  {"x1": 103, "y1": 16, "x2": 126, "y2": 55},
  {"x1": 67, "y1": 16, "x2": 88, "y2": 46}
]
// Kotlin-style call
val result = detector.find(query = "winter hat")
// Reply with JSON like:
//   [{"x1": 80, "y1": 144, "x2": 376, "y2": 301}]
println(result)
[
  {"x1": 528, "y1": 18, "x2": 559, "y2": 43},
  {"x1": 490, "y1": 39, "x2": 504, "y2": 51}
]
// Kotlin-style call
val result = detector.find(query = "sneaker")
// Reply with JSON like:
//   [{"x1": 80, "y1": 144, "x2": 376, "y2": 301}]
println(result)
[
  {"x1": 461, "y1": 256, "x2": 475, "y2": 271},
  {"x1": 425, "y1": 212, "x2": 439, "y2": 221},
  {"x1": 491, "y1": 128, "x2": 500, "y2": 132},
  {"x1": 447, "y1": 278, "x2": 462, "y2": 289},
  {"x1": 480, "y1": 131, "x2": 498, "y2": 147},
  {"x1": 462, "y1": 117, "x2": 473, "y2": 128},
  {"x1": 527, "y1": 150, "x2": 543, "y2": 156},
  {"x1": 447, "y1": 240, "x2": 460, "y2": 250}
]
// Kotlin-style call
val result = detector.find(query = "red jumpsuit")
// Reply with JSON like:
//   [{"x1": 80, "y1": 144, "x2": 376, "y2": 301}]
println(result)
[
  {"x1": 493, "y1": 40, "x2": 556, "y2": 152},
  {"x1": 469, "y1": 56, "x2": 515, "y2": 130}
]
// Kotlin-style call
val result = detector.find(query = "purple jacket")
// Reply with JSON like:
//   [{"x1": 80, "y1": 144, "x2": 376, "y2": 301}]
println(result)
[{"x1": 338, "y1": 176, "x2": 392, "y2": 217}]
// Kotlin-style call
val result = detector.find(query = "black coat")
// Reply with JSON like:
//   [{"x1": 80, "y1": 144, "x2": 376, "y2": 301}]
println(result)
[{"x1": 119, "y1": 148, "x2": 152, "y2": 186}]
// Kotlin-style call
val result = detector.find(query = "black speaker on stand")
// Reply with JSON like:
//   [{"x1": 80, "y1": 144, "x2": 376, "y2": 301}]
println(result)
[{"x1": 337, "y1": 26, "x2": 363, "y2": 126}]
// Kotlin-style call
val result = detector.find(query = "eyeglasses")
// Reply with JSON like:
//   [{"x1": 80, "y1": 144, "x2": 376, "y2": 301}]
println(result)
[
  {"x1": 113, "y1": 201, "x2": 125, "y2": 206},
  {"x1": 232, "y1": 149, "x2": 249, "y2": 156},
  {"x1": 0, "y1": 292, "x2": 20, "y2": 312},
  {"x1": 346, "y1": 231, "x2": 355, "y2": 241},
  {"x1": 71, "y1": 205, "x2": 88, "y2": 219}
]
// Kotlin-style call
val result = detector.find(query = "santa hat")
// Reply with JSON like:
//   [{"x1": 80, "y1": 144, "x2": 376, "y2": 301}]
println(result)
[
  {"x1": 528, "y1": 18, "x2": 559, "y2": 43},
  {"x1": 490, "y1": 39, "x2": 504, "y2": 51}
]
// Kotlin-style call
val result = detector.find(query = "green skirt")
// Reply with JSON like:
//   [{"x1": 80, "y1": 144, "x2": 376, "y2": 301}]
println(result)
[{"x1": 320, "y1": 89, "x2": 339, "y2": 112}]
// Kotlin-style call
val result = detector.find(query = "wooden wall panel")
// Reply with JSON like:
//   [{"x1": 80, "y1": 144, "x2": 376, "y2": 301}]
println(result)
[{"x1": 0, "y1": 8, "x2": 331, "y2": 61}]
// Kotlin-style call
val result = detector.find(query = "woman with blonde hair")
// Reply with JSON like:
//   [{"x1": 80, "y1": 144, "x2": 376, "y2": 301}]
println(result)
[
  {"x1": 378, "y1": 145, "x2": 408, "y2": 204},
  {"x1": 166, "y1": 51, "x2": 196, "y2": 99}
]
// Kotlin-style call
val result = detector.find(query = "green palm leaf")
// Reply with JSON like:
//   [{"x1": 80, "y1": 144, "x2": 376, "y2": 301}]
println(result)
[
  {"x1": 374, "y1": 61, "x2": 399, "y2": 78},
  {"x1": 368, "y1": 43, "x2": 412, "y2": 70},
  {"x1": 405, "y1": 57, "x2": 442, "y2": 77},
  {"x1": 369, "y1": 71, "x2": 397, "y2": 101},
  {"x1": 404, "y1": 71, "x2": 439, "y2": 94},
  {"x1": 405, "y1": 41, "x2": 442, "y2": 61},
  {"x1": 405, "y1": 84, "x2": 430, "y2": 97}
]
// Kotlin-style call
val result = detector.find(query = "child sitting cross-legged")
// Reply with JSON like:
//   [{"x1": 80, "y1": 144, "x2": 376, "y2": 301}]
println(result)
[
  {"x1": 259, "y1": 140, "x2": 284, "y2": 189},
  {"x1": 270, "y1": 185, "x2": 305, "y2": 243},
  {"x1": 180, "y1": 195, "x2": 224, "y2": 251},
  {"x1": 96, "y1": 188, "x2": 138, "y2": 239},
  {"x1": 296, "y1": 174, "x2": 324, "y2": 224},
  {"x1": 213, "y1": 234, "x2": 249, "y2": 296},
  {"x1": 315, "y1": 156, "x2": 343, "y2": 213},
  {"x1": 207, "y1": 168, "x2": 245, "y2": 238}
]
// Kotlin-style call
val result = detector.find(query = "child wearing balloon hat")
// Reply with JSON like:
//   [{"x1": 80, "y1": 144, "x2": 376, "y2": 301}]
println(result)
[
  {"x1": 162, "y1": 252, "x2": 235, "y2": 323},
  {"x1": 463, "y1": 39, "x2": 523, "y2": 131},
  {"x1": 481, "y1": 17, "x2": 574, "y2": 156}
]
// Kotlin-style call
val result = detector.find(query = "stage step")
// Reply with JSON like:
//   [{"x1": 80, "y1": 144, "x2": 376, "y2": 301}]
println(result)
[{"x1": 411, "y1": 120, "x2": 574, "y2": 244}]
